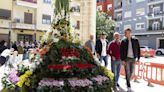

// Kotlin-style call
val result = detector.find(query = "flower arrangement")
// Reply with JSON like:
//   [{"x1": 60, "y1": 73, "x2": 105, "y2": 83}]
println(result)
[
  {"x1": 17, "y1": 70, "x2": 33, "y2": 87},
  {"x1": 60, "y1": 48, "x2": 80, "y2": 58},
  {"x1": 68, "y1": 79, "x2": 93, "y2": 87},
  {"x1": 91, "y1": 75, "x2": 109, "y2": 85},
  {"x1": 1, "y1": 66, "x2": 33, "y2": 92},
  {"x1": 38, "y1": 79, "x2": 64, "y2": 88}
]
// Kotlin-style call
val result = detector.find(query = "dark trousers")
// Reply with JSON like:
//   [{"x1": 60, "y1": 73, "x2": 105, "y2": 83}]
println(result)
[
  {"x1": 100, "y1": 56, "x2": 108, "y2": 67},
  {"x1": 124, "y1": 58, "x2": 135, "y2": 88},
  {"x1": 111, "y1": 60, "x2": 121, "y2": 86}
]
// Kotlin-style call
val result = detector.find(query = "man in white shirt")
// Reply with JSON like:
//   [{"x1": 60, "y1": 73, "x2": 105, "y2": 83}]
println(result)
[{"x1": 95, "y1": 32, "x2": 108, "y2": 67}]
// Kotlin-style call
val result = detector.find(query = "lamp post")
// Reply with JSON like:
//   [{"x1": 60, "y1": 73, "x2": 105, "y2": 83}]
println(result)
[{"x1": 8, "y1": 22, "x2": 12, "y2": 48}]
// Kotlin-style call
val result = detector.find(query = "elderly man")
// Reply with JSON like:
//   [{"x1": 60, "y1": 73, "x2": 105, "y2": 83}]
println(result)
[
  {"x1": 85, "y1": 35, "x2": 95, "y2": 54},
  {"x1": 107, "y1": 32, "x2": 121, "y2": 90}
]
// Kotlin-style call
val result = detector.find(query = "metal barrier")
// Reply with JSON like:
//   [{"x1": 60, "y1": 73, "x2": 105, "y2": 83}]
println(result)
[
  {"x1": 143, "y1": 62, "x2": 164, "y2": 86},
  {"x1": 120, "y1": 62, "x2": 143, "y2": 80},
  {"x1": 119, "y1": 62, "x2": 164, "y2": 86}
]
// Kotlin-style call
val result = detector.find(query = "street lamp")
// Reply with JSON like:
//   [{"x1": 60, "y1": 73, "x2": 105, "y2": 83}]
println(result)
[{"x1": 8, "y1": 22, "x2": 12, "y2": 48}]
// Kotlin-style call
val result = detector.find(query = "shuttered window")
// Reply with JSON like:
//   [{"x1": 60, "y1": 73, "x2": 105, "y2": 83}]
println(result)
[
  {"x1": 24, "y1": 12, "x2": 33, "y2": 24},
  {"x1": 0, "y1": 9, "x2": 11, "y2": 20}
]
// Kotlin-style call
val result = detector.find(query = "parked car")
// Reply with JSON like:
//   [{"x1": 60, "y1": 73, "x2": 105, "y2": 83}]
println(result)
[
  {"x1": 140, "y1": 46, "x2": 155, "y2": 57},
  {"x1": 156, "y1": 48, "x2": 164, "y2": 55}
]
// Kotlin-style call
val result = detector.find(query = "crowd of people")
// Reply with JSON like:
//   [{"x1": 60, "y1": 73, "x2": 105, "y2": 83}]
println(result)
[
  {"x1": 85, "y1": 28, "x2": 140, "y2": 92},
  {"x1": 0, "y1": 40, "x2": 39, "y2": 64}
]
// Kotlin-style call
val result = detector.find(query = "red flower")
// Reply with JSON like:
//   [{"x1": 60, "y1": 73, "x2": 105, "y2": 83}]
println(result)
[
  {"x1": 48, "y1": 65, "x2": 72, "y2": 70},
  {"x1": 74, "y1": 64, "x2": 95, "y2": 69},
  {"x1": 36, "y1": 48, "x2": 40, "y2": 52}
]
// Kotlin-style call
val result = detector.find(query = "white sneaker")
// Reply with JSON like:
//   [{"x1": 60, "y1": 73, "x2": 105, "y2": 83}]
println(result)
[{"x1": 127, "y1": 87, "x2": 134, "y2": 92}]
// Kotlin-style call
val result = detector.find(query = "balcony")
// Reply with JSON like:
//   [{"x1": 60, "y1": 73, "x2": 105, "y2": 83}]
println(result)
[
  {"x1": 148, "y1": 12, "x2": 164, "y2": 19},
  {"x1": 114, "y1": 5, "x2": 123, "y2": 12},
  {"x1": 148, "y1": 23, "x2": 163, "y2": 31},
  {"x1": 14, "y1": 0, "x2": 37, "y2": 8},
  {"x1": 148, "y1": 12, "x2": 164, "y2": 16},
  {"x1": 114, "y1": 17, "x2": 122, "y2": 21},
  {"x1": 148, "y1": 26, "x2": 164, "y2": 31},
  {"x1": 0, "y1": 19, "x2": 11, "y2": 28},
  {"x1": 12, "y1": 18, "x2": 36, "y2": 30},
  {"x1": 148, "y1": 0, "x2": 163, "y2": 5}
]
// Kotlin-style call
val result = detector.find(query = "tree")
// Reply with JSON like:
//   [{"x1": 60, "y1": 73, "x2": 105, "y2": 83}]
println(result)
[{"x1": 96, "y1": 12, "x2": 116, "y2": 41}]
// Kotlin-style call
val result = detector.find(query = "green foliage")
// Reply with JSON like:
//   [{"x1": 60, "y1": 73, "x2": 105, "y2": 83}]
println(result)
[
  {"x1": 96, "y1": 11, "x2": 116, "y2": 41},
  {"x1": 53, "y1": 0, "x2": 70, "y2": 15}
]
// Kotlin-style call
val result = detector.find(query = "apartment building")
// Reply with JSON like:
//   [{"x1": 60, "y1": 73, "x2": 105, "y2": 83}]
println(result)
[
  {"x1": 0, "y1": 0, "x2": 96, "y2": 44},
  {"x1": 97, "y1": 0, "x2": 114, "y2": 19},
  {"x1": 114, "y1": 0, "x2": 164, "y2": 49},
  {"x1": 0, "y1": 0, "x2": 53, "y2": 43}
]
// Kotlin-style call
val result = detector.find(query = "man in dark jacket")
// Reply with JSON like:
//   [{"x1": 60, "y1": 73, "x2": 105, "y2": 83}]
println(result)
[
  {"x1": 95, "y1": 32, "x2": 108, "y2": 67},
  {"x1": 0, "y1": 40, "x2": 8, "y2": 54},
  {"x1": 120, "y1": 28, "x2": 140, "y2": 92}
]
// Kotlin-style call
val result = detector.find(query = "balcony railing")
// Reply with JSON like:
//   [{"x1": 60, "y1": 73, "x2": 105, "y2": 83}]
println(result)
[
  {"x1": 114, "y1": 17, "x2": 122, "y2": 21},
  {"x1": 21, "y1": 0, "x2": 37, "y2": 3},
  {"x1": 12, "y1": 18, "x2": 35, "y2": 30},
  {"x1": 15, "y1": 0, "x2": 37, "y2": 8},
  {"x1": 148, "y1": 25, "x2": 163, "y2": 31},
  {"x1": 114, "y1": 5, "x2": 122, "y2": 10},
  {"x1": 70, "y1": 6, "x2": 80, "y2": 12},
  {"x1": 148, "y1": 12, "x2": 164, "y2": 17},
  {"x1": 148, "y1": 0, "x2": 162, "y2": 3}
]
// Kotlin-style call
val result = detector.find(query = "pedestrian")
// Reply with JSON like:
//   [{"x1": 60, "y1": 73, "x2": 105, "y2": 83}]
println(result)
[
  {"x1": 120, "y1": 28, "x2": 140, "y2": 92},
  {"x1": 17, "y1": 41, "x2": 24, "y2": 62},
  {"x1": 23, "y1": 41, "x2": 30, "y2": 60},
  {"x1": 12, "y1": 41, "x2": 18, "y2": 51},
  {"x1": 85, "y1": 35, "x2": 95, "y2": 55},
  {"x1": 0, "y1": 40, "x2": 8, "y2": 54},
  {"x1": 107, "y1": 32, "x2": 121, "y2": 91},
  {"x1": 95, "y1": 32, "x2": 108, "y2": 67}
]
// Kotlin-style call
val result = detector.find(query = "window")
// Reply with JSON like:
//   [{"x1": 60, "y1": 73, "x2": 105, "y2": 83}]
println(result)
[
  {"x1": 18, "y1": 34, "x2": 33, "y2": 43},
  {"x1": 42, "y1": 14, "x2": 51, "y2": 24},
  {"x1": 152, "y1": 22, "x2": 160, "y2": 30},
  {"x1": 97, "y1": 5, "x2": 102, "y2": 11},
  {"x1": 75, "y1": 21, "x2": 80, "y2": 29},
  {"x1": 24, "y1": 12, "x2": 33, "y2": 24},
  {"x1": 125, "y1": 0, "x2": 132, "y2": 5},
  {"x1": 117, "y1": 13, "x2": 122, "y2": 20},
  {"x1": 136, "y1": 8, "x2": 145, "y2": 16},
  {"x1": 0, "y1": 9, "x2": 11, "y2": 20},
  {"x1": 136, "y1": 23, "x2": 145, "y2": 30},
  {"x1": 107, "y1": 4, "x2": 112, "y2": 11},
  {"x1": 124, "y1": 24, "x2": 132, "y2": 30},
  {"x1": 153, "y1": 7, "x2": 160, "y2": 15},
  {"x1": 136, "y1": 0, "x2": 145, "y2": 3},
  {"x1": 43, "y1": 0, "x2": 51, "y2": 4},
  {"x1": 124, "y1": 11, "x2": 132, "y2": 18},
  {"x1": 97, "y1": 0, "x2": 106, "y2": 3},
  {"x1": 70, "y1": 5, "x2": 80, "y2": 12}
]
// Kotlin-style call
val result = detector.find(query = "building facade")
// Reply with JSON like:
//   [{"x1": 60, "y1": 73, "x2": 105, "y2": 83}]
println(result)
[
  {"x1": 97, "y1": 0, "x2": 114, "y2": 19},
  {"x1": 0, "y1": 0, "x2": 53, "y2": 43},
  {"x1": 0, "y1": 0, "x2": 96, "y2": 45},
  {"x1": 114, "y1": 0, "x2": 164, "y2": 49},
  {"x1": 70, "y1": 0, "x2": 96, "y2": 44}
]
